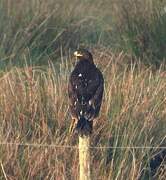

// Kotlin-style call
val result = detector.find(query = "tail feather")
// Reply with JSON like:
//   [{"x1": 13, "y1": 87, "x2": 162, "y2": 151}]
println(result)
[{"x1": 75, "y1": 117, "x2": 92, "y2": 136}]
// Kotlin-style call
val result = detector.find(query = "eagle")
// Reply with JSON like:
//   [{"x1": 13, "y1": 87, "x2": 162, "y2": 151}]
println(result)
[{"x1": 68, "y1": 49, "x2": 104, "y2": 136}]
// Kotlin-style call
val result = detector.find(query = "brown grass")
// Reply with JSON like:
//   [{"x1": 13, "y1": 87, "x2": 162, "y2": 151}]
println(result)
[{"x1": 0, "y1": 50, "x2": 165, "y2": 179}]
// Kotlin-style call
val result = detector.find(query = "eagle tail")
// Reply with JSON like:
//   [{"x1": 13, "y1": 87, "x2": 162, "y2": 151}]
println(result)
[{"x1": 75, "y1": 117, "x2": 92, "y2": 136}]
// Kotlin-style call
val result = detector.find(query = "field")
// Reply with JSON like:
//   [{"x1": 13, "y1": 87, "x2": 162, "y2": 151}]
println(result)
[{"x1": 0, "y1": 0, "x2": 166, "y2": 180}]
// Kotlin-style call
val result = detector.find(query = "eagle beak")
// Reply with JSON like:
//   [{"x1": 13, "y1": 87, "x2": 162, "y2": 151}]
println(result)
[{"x1": 74, "y1": 51, "x2": 83, "y2": 57}]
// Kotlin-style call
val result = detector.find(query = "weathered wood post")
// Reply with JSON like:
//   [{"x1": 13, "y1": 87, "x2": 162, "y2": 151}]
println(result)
[{"x1": 79, "y1": 135, "x2": 91, "y2": 180}]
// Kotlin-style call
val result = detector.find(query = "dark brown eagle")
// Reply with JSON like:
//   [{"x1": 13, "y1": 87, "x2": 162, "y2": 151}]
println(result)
[{"x1": 68, "y1": 49, "x2": 104, "y2": 136}]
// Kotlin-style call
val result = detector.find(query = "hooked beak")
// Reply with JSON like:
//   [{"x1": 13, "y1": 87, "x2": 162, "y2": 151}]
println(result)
[{"x1": 74, "y1": 51, "x2": 83, "y2": 57}]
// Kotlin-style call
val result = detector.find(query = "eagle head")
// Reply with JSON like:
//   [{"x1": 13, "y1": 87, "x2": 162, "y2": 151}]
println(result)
[{"x1": 74, "y1": 49, "x2": 93, "y2": 63}]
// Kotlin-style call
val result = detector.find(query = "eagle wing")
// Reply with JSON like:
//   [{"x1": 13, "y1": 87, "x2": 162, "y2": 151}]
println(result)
[
  {"x1": 68, "y1": 67, "x2": 104, "y2": 121},
  {"x1": 88, "y1": 71, "x2": 104, "y2": 119}
]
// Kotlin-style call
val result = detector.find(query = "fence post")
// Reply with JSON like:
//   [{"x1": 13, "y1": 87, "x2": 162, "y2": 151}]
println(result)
[{"x1": 79, "y1": 135, "x2": 91, "y2": 180}]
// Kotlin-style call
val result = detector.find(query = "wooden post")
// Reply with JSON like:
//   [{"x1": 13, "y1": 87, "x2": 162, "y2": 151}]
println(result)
[{"x1": 79, "y1": 135, "x2": 91, "y2": 180}]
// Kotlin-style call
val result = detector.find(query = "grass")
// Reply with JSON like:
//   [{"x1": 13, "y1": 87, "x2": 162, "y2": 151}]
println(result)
[
  {"x1": 0, "y1": 50, "x2": 165, "y2": 179},
  {"x1": 0, "y1": 0, "x2": 165, "y2": 68},
  {"x1": 0, "y1": 0, "x2": 165, "y2": 179}
]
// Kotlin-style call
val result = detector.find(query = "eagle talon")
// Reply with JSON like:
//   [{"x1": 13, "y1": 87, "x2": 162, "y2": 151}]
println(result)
[{"x1": 69, "y1": 118, "x2": 77, "y2": 135}]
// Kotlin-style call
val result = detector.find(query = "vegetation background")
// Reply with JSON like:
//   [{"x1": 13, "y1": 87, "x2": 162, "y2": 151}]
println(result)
[{"x1": 0, "y1": 0, "x2": 165, "y2": 179}]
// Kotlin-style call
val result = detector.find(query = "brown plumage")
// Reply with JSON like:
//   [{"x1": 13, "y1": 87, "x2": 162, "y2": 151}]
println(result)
[{"x1": 68, "y1": 49, "x2": 104, "y2": 136}]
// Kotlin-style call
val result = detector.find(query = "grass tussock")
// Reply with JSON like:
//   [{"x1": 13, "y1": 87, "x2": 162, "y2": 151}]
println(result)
[{"x1": 0, "y1": 51, "x2": 165, "y2": 179}]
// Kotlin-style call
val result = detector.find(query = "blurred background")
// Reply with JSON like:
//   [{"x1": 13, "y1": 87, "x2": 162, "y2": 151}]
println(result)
[{"x1": 0, "y1": 0, "x2": 165, "y2": 68}]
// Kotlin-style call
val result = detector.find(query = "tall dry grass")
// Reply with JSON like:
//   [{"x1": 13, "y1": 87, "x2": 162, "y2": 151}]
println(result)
[{"x1": 0, "y1": 50, "x2": 165, "y2": 179}]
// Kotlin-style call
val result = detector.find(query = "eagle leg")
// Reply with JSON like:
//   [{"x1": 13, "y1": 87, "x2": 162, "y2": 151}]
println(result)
[{"x1": 69, "y1": 118, "x2": 77, "y2": 134}]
